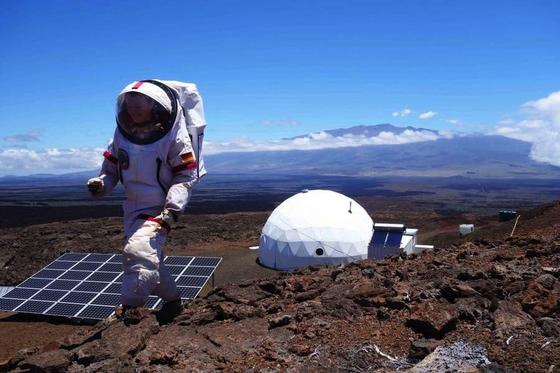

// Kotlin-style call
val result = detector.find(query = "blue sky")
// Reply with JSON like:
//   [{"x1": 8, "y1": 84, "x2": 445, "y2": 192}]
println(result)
[{"x1": 0, "y1": 0, "x2": 559, "y2": 174}]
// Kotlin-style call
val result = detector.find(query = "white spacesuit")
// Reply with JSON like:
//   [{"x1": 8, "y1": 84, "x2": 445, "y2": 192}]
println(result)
[{"x1": 88, "y1": 80, "x2": 206, "y2": 310}]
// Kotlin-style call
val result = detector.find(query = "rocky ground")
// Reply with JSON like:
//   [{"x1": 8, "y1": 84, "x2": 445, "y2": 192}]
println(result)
[
  {"x1": 0, "y1": 202, "x2": 559, "y2": 371},
  {"x1": 0, "y1": 212, "x2": 269, "y2": 286},
  {"x1": 0, "y1": 202, "x2": 560, "y2": 372}
]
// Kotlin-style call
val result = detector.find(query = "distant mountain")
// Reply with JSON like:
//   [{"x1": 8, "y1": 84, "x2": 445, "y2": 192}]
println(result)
[
  {"x1": 285, "y1": 124, "x2": 437, "y2": 140},
  {"x1": 205, "y1": 124, "x2": 560, "y2": 178},
  {"x1": 0, "y1": 170, "x2": 94, "y2": 186}
]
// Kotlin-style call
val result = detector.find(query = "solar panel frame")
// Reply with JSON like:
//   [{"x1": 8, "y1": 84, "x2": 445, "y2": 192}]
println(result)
[{"x1": 0, "y1": 253, "x2": 222, "y2": 321}]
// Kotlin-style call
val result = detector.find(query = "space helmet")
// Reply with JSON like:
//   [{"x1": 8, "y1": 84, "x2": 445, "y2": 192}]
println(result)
[{"x1": 116, "y1": 80, "x2": 177, "y2": 144}]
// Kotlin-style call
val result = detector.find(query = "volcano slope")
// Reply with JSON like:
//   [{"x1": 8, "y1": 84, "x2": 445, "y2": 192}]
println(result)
[{"x1": 2, "y1": 208, "x2": 559, "y2": 372}]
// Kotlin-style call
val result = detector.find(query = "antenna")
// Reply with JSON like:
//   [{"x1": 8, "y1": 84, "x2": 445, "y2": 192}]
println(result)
[{"x1": 348, "y1": 201, "x2": 352, "y2": 213}]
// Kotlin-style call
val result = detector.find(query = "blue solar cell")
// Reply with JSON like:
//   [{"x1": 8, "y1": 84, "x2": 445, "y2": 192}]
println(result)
[
  {"x1": 59, "y1": 253, "x2": 88, "y2": 261},
  {"x1": 75, "y1": 282, "x2": 108, "y2": 293},
  {"x1": 59, "y1": 271, "x2": 91, "y2": 281},
  {"x1": 46, "y1": 280, "x2": 80, "y2": 291},
  {"x1": 99, "y1": 263, "x2": 122, "y2": 272},
  {"x1": 45, "y1": 261, "x2": 76, "y2": 270},
  {"x1": 0, "y1": 298, "x2": 24, "y2": 311},
  {"x1": 61, "y1": 291, "x2": 97, "y2": 304},
  {"x1": 164, "y1": 256, "x2": 194, "y2": 265},
  {"x1": 176, "y1": 276, "x2": 207, "y2": 287},
  {"x1": 45, "y1": 303, "x2": 85, "y2": 317},
  {"x1": 177, "y1": 286, "x2": 199, "y2": 299},
  {"x1": 5, "y1": 253, "x2": 221, "y2": 320},
  {"x1": 33, "y1": 269, "x2": 65, "y2": 279},
  {"x1": 16, "y1": 300, "x2": 54, "y2": 313},
  {"x1": 4, "y1": 288, "x2": 39, "y2": 299},
  {"x1": 32, "y1": 290, "x2": 67, "y2": 302},
  {"x1": 166, "y1": 265, "x2": 185, "y2": 275},
  {"x1": 385, "y1": 232, "x2": 403, "y2": 248},
  {"x1": 105, "y1": 283, "x2": 122, "y2": 294},
  {"x1": 73, "y1": 262, "x2": 102, "y2": 271},
  {"x1": 19, "y1": 278, "x2": 52, "y2": 289},
  {"x1": 183, "y1": 266, "x2": 214, "y2": 277},
  {"x1": 370, "y1": 231, "x2": 389, "y2": 247},
  {"x1": 87, "y1": 272, "x2": 119, "y2": 282},
  {"x1": 191, "y1": 257, "x2": 221, "y2": 267},
  {"x1": 77, "y1": 305, "x2": 115, "y2": 320},
  {"x1": 144, "y1": 297, "x2": 161, "y2": 309},
  {"x1": 83, "y1": 253, "x2": 113, "y2": 262},
  {"x1": 91, "y1": 294, "x2": 120, "y2": 306},
  {"x1": 108, "y1": 255, "x2": 123, "y2": 263}
]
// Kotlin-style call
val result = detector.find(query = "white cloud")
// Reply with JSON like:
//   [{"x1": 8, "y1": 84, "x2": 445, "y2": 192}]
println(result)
[
  {"x1": 3, "y1": 129, "x2": 42, "y2": 144},
  {"x1": 0, "y1": 147, "x2": 104, "y2": 173},
  {"x1": 419, "y1": 111, "x2": 437, "y2": 120},
  {"x1": 204, "y1": 129, "x2": 446, "y2": 155},
  {"x1": 0, "y1": 129, "x2": 453, "y2": 174},
  {"x1": 494, "y1": 91, "x2": 560, "y2": 166},
  {"x1": 522, "y1": 91, "x2": 560, "y2": 124},
  {"x1": 392, "y1": 108, "x2": 412, "y2": 117}
]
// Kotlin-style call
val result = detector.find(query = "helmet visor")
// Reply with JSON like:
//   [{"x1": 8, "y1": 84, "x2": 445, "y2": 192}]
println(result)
[{"x1": 116, "y1": 92, "x2": 171, "y2": 144}]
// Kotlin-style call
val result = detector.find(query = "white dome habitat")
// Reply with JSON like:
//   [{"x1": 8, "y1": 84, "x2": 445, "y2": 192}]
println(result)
[{"x1": 258, "y1": 189, "x2": 373, "y2": 271}]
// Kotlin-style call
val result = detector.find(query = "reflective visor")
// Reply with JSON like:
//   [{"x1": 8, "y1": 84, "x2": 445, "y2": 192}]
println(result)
[{"x1": 116, "y1": 92, "x2": 172, "y2": 144}]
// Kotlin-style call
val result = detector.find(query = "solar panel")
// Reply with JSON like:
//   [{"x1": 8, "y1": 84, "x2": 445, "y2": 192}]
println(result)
[
  {"x1": 0, "y1": 253, "x2": 222, "y2": 321},
  {"x1": 368, "y1": 226, "x2": 405, "y2": 260}
]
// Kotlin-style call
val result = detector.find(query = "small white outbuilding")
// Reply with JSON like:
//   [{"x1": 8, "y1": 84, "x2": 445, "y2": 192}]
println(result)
[
  {"x1": 459, "y1": 224, "x2": 475, "y2": 236},
  {"x1": 258, "y1": 189, "x2": 373, "y2": 271}
]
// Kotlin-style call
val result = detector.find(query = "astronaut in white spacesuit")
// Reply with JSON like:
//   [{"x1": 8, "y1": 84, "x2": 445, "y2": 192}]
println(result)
[{"x1": 87, "y1": 80, "x2": 206, "y2": 323}]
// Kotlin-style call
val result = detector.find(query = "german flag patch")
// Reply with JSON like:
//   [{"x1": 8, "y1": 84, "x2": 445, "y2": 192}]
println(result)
[
  {"x1": 180, "y1": 152, "x2": 195, "y2": 164},
  {"x1": 173, "y1": 152, "x2": 198, "y2": 174}
]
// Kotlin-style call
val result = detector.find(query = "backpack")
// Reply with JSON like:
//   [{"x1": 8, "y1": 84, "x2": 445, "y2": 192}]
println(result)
[{"x1": 159, "y1": 80, "x2": 207, "y2": 179}]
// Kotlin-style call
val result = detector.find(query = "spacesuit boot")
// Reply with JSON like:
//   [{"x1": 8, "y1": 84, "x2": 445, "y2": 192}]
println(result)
[{"x1": 156, "y1": 298, "x2": 183, "y2": 324}]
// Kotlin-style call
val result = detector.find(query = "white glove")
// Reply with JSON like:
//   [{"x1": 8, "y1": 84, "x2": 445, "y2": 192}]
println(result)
[
  {"x1": 87, "y1": 176, "x2": 105, "y2": 197},
  {"x1": 154, "y1": 209, "x2": 178, "y2": 231}
]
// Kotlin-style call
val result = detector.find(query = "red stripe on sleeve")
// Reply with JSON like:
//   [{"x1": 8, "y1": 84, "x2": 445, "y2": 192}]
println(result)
[
  {"x1": 137, "y1": 214, "x2": 171, "y2": 232},
  {"x1": 132, "y1": 81, "x2": 144, "y2": 89},
  {"x1": 172, "y1": 161, "x2": 198, "y2": 175},
  {"x1": 103, "y1": 150, "x2": 118, "y2": 164}
]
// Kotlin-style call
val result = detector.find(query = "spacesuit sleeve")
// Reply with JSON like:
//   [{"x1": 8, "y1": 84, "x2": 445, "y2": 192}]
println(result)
[
  {"x1": 99, "y1": 140, "x2": 119, "y2": 196},
  {"x1": 164, "y1": 126, "x2": 198, "y2": 215}
]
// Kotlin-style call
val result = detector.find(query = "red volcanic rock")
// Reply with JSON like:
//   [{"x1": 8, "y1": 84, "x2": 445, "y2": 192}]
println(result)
[
  {"x1": 406, "y1": 302, "x2": 459, "y2": 339},
  {"x1": 20, "y1": 349, "x2": 71, "y2": 372},
  {"x1": 521, "y1": 277, "x2": 560, "y2": 318},
  {"x1": 493, "y1": 300, "x2": 536, "y2": 338}
]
